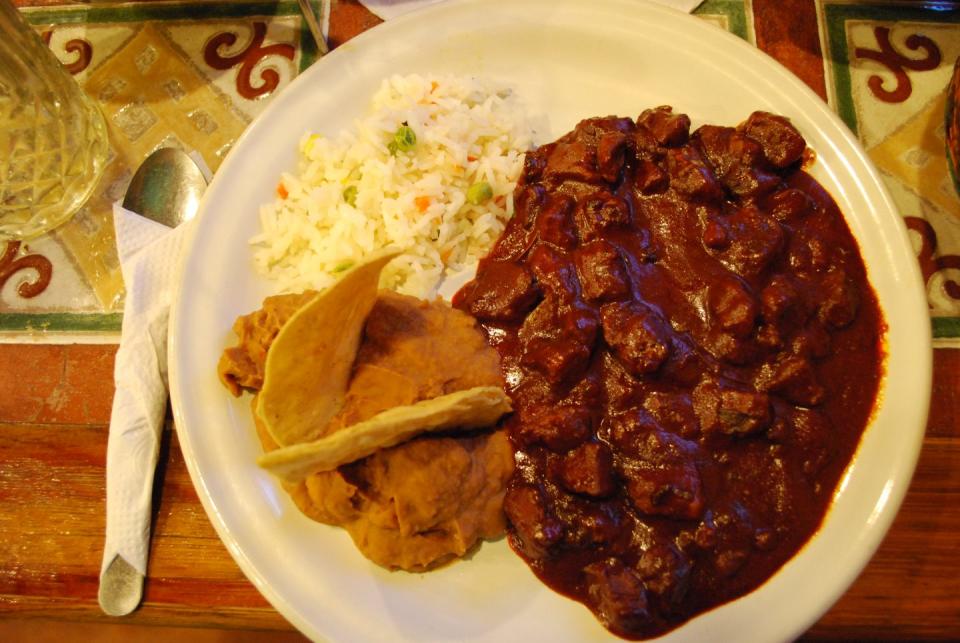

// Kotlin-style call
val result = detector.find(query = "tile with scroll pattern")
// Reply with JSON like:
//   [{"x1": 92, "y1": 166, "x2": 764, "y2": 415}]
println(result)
[
  {"x1": 41, "y1": 22, "x2": 138, "y2": 84},
  {"x1": 845, "y1": 20, "x2": 959, "y2": 148},
  {"x1": 820, "y1": 2, "x2": 960, "y2": 337},
  {"x1": 163, "y1": 18, "x2": 300, "y2": 121}
]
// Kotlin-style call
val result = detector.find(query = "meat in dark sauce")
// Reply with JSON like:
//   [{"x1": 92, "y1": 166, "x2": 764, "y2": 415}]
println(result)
[{"x1": 453, "y1": 107, "x2": 884, "y2": 639}]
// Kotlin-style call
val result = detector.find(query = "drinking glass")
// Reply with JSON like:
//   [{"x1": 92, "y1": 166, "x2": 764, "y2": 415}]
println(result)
[{"x1": 0, "y1": 0, "x2": 109, "y2": 239}]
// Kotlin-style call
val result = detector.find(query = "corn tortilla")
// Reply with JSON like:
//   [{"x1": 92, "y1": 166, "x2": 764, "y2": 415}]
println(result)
[
  {"x1": 257, "y1": 386, "x2": 511, "y2": 483},
  {"x1": 256, "y1": 250, "x2": 399, "y2": 446}
]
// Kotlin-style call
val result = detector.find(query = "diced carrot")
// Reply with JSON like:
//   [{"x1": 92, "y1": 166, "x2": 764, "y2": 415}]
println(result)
[
  {"x1": 415, "y1": 196, "x2": 431, "y2": 212},
  {"x1": 467, "y1": 155, "x2": 478, "y2": 162},
  {"x1": 277, "y1": 183, "x2": 288, "y2": 199},
  {"x1": 494, "y1": 195, "x2": 506, "y2": 208}
]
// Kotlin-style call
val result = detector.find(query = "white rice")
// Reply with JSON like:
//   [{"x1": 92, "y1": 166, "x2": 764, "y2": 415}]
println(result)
[{"x1": 251, "y1": 74, "x2": 534, "y2": 298}]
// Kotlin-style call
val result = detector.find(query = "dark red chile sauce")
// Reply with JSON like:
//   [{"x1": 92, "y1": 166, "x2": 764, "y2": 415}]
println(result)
[{"x1": 453, "y1": 108, "x2": 884, "y2": 639}]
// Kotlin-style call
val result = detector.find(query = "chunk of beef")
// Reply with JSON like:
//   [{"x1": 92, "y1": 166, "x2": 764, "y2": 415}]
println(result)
[
  {"x1": 535, "y1": 193, "x2": 578, "y2": 250},
  {"x1": 560, "y1": 500, "x2": 623, "y2": 547},
  {"x1": 708, "y1": 278, "x2": 758, "y2": 338},
  {"x1": 575, "y1": 239, "x2": 630, "y2": 302},
  {"x1": 559, "y1": 441, "x2": 615, "y2": 497},
  {"x1": 818, "y1": 267, "x2": 859, "y2": 329},
  {"x1": 791, "y1": 322, "x2": 832, "y2": 359},
  {"x1": 584, "y1": 559, "x2": 651, "y2": 634},
  {"x1": 701, "y1": 216, "x2": 730, "y2": 250},
  {"x1": 561, "y1": 304, "x2": 601, "y2": 346},
  {"x1": 631, "y1": 126, "x2": 662, "y2": 160},
  {"x1": 665, "y1": 146, "x2": 724, "y2": 202},
  {"x1": 788, "y1": 226, "x2": 833, "y2": 276},
  {"x1": 619, "y1": 428, "x2": 704, "y2": 520},
  {"x1": 601, "y1": 354, "x2": 652, "y2": 411},
  {"x1": 597, "y1": 130, "x2": 629, "y2": 183},
  {"x1": 528, "y1": 244, "x2": 581, "y2": 301},
  {"x1": 518, "y1": 296, "x2": 559, "y2": 343},
  {"x1": 522, "y1": 334, "x2": 593, "y2": 385},
  {"x1": 695, "y1": 125, "x2": 780, "y2": 198},
  {"x1": 463, "y1": 261, "x2": 540, "y2": 322},
  {"x1": 521, "y1": 147, "x2": 549, "y2": 183},
  {"x1": 603, "y1": 409, "x2": 659, "y2": 450},
  {"x1": 760, "y1": 274, "x2": 803, "y2": 324},
  {"x1": 701, "y1": 507, "x2": 757, "y2": 578},
  {"x1": 515, "y1": 405, "x2": 592, "y2": 452},
  {"x1": 490, "y1": 214, "x2": 536, "y2": 261},
  {"x1": 624, "y1": 460, "x2": 704, "y2": 520},
  {"x1": 703, "y1": 330, "x2": 761, "y2": 366},
  {"x1": 659, "y1": 335, "x2": 711, "y2": 387},
  {"x1": 574, "y1": 192, "x2": 632, "y2": 241},
  {"x1": 642, "y1": 392, "x2": 700, "y2": 439},
  {"x1": 741, "y1": 111, "x2": 806, "y2": 169},
  {"x1": 755, "y1": 323, "x2": 784, "y2": 350},
  {"x1": 600, "y1": 301, "x2": 672, "y2": 375},
  {"x1": 709, "y1": 205, "x2": 784, "y2": 278},
  {"x1": 514, "y1": 183, "x2": 546, "y2": 225},
  {"x1": 504, "y1": 484, "x2": 563, "y2": 559},
  {"x1": 636, "y1": 543, "x2": 692, "y2": 609},
  {"x1": 637, "y1": 106, "x2": 691, "y2": 147},
  {"x1": 755, "y1": 355, "x2": 825, "y2": 406},
  {"x1": 693, "y1": 379, "x2": 772, "y2": 436},
  {"x1": 634, "y1": 158, "x2": 669, "y2": 195},
  {"x1": 763, "y1": 187, "x2": 815, "y2": 223},
  {"x1": 576, "y1": 115, "x2": 636, "y2": 141},
  {"x1": 544, "y1": 139, "x2": 602, "y2": 185}
]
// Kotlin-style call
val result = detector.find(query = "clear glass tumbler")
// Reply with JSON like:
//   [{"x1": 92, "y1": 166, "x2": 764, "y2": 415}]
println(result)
[{"x1": 0, "y1": 0, "x2": 109, "y2": 240}]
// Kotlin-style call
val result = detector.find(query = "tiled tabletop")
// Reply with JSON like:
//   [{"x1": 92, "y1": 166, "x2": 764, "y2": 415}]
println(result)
[{"x1": 1, "y1": 0, "x2": 958, "y2": 640}]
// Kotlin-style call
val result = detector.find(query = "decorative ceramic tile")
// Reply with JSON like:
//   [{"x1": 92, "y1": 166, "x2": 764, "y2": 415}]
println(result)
[
  {"x1": 0, "y1": 0, "x2": 327, "y2": 341},
  {"x1": 820, "y1": 1, "x2": 960, "y2": 339},
  {"x1": 695, "y1": 0, "x2": 754, "y2": 43}
]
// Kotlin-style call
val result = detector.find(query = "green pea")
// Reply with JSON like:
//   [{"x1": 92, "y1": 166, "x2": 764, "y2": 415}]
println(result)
[
  {"x1": 466, "y1": 181, "x2": 493, "y2": 205},
  {"x1": 332, "y1": 260, "x2": 354, "y2": 273},
  {"x1": 391, "y1": 123, "x2": 417, "y2": 154}
]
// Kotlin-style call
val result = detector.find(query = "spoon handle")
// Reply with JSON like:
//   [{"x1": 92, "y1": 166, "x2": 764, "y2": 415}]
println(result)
[{"x1": 98, "y1": 293, "x2": 167, "y2": 614}]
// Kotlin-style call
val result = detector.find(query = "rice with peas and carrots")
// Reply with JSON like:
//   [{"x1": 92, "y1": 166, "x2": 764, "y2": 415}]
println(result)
[{"x1": 251, "y1": 74, "x2": 535, "y2": 298}]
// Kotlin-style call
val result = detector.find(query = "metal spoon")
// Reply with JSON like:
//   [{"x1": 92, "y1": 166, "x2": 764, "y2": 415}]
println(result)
[
  {"x1": 99, "y1": 147, "x2": 207, "y2": 617},
  {"x1": 122, "y1": 147, "x2": 207, "y2": 227}
]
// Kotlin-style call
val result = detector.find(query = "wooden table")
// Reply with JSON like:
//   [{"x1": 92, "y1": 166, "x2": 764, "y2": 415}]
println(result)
[{"x1": 2, "y1": 0, "x2": 958, "y2": 640}]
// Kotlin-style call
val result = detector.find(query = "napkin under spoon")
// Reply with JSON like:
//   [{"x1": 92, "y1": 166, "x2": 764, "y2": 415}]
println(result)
[{"x1": 98, "y1": 148, "x2": 207, "y2": 616}]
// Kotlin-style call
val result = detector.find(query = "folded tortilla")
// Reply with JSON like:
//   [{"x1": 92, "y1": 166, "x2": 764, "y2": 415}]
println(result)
[
  {"x1": 257, "y1": 386, "x2": 511, "y2": 483},
  {"x1": 256, "y1": 250, "x2": 400, "y2": 446}
]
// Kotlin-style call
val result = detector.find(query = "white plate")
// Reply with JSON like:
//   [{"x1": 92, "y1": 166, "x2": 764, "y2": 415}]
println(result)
[{"x1": 168, "y1": 1, "x2": 932, "y2": 640}]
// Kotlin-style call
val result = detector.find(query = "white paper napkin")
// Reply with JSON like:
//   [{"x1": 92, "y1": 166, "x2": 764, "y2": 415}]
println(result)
[
  {"x1": 98, "y1": 204, "x2": 195, "y2": 613},
  {"x1": 359, "y1": 0, "x2": 704, "y2": 21}
]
